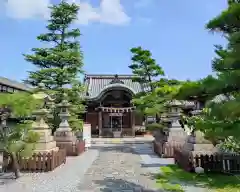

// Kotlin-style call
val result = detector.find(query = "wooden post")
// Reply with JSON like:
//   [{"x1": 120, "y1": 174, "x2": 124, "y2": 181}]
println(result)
[
  {"x1": 98, "y1": 110, "x2": 102, "y2": 137},
  {"x1": 131, "y1": 110, "x2": 135, "y2": 137}
]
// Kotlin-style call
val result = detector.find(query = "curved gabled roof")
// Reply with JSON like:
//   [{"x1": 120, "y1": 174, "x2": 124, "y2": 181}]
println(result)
[{"x1": 83, "y1": 74, "x2": 150, "y2": 100}]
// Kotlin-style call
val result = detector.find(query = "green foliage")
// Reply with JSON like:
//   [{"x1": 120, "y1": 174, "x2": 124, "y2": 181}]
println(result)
[
  {"x1": 129, "y1": 46, "x2": 164, "y2": 90},
  {"x1": 0, "y1": 121, "x2": 40, "y2": 157},
  {"x1": 0, "y1": 92, "x2": 41, "y2": 177},
  {"x1": 23, "y1": 2, "x2": 85, "y2": 132},
  {"x1": 0, "y1": 93, "x2": 42, "y2": 118},
  {"x1": 24, "y1": 2, "x2": 83, "y2": 89},
  {"x1": 146, "y1": 123, "x2": 165, "y2": 130},
  {"x1": 129, "y1": 46, "x2": 181, "y2": 126},
  {"x1": 178, "y1": 1, "x2": 240, "y2": 152},
  {"x1": 156, "y1": 165, "x2": 240, "y2": 192},
  {"x1": 133, "y1": 83, "x2": 180, "y2": 116},
  {"x1": 218, "y1": 136, "x2": 240, "y2": 153},
  {"x1": 66, "y1": 81, "x2": 85, "y2": 131},
  {"x1": 176, "y1": 76, "x2": 221, "y2": 102},
  {"x1": 0, "y1": 93, "x2": 41, "y2": 156}
]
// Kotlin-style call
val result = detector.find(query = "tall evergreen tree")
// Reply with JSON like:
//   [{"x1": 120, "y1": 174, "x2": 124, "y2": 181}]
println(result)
[
  {"x1": 129, "y1": 46, "x2": 180, "y2": 126},
  {"x1": 24, "y1": 2, "x2": 83, "y2": 90},
  {"x1": 177, "y1": 1, "x2": 240, "y2": 151},
  {"x1": 24, "y1": 2, "x2": 85, "y2": 132},
  {"x1": 129, "y1": 46, "x2": 165, "y2": 91}
]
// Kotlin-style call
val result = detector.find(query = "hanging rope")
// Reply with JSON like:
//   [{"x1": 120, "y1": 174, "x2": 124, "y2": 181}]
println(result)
[{"x1": 98, "y1": 107, "x2": 135, "y2": 113}]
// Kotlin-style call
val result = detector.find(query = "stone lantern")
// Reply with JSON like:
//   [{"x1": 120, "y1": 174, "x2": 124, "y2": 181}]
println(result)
[
  {"x1": 31, "y1": 83, "x2": 59, "y2": 153},
  {"x1": 154, "y1": 100, "x2": 188, "y2": 157},
  {"x1": 181, "y1": 107, "x2": 218, "y2": 156},
  {"x1": 54, "y1": 93, "x2": 77, "y2": 151},
  {"x1": 162, "y1": 100, "x2": 187, "y2": 142}
]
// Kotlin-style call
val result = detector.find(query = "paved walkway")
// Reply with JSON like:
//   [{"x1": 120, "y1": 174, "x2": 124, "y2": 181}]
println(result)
[
  {"x1": 91, "y1": 135, "x2": 154, "y2": 144},
  {"x1": 0, "y1": 150, "x2": 99, "y2": 192},
  {"x1": 0, "y1": 141, "x2": 171, "y2": 192},
  {"x1": 78, "y1": 144, "x2": 162, "y2": 191}
]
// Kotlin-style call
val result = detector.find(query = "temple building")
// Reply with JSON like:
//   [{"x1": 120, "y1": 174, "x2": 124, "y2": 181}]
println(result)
[
  {"x1": 83, "y1": 74, "x2": 149, "y2": 137},
  {"x1": 0, "y1": 76, "x2": 30, "y2": 93}
]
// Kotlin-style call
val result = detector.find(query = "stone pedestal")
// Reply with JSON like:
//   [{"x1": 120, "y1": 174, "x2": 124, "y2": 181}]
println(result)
[
  {"x1": 163, "y1": 120, "x2": 187, "y2": 142},
  {"x1": 182, "y1": 131, "x2": 218, "y2": 156},
  {"x1": 113, "y1": 131, "x2": 122, "y2": 138},
  {"x1": 83, "y1": 123, "x2": 91, "y2": 148},
  {"x1": 32, "y1": 109, "x2": 59, "y2": 153},
  {"x1": 54, "y1": 98, "x2": 77, "y2": 154}
]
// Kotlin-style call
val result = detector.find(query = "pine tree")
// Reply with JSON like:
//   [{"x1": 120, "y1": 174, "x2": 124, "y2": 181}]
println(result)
[
  {"x1": 177, "y1": 1, "x2": 240, "y2": 150},
  {"x1": 129, "y1": 46, "x2": 165, "y2": 91},
  {"x1": 128, "y1": 46, "x2": 181, "y2": 126},
  {"x1": 24, "y1": 2, "x2": 83, "y2": 90},
  {"x1": 24, "y1": 2, "x2": 85, "y2": 132},
  {"x1": 0, "y1": 93, "x2": 41, "y2": 178}
]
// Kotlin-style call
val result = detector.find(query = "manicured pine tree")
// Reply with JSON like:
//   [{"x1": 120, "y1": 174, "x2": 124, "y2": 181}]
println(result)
[
  {"x1": 129, "y1": 46, "x2": 180, "y2": 126},
  {"x1": 0, "y1": 93, "x2": 41, "y2": 178},
  {"x1": 129, "y1": 46, "x2": 165, "y2": 91},
  {"x1": 177, "y1": 1, "x2": 240, "y2": 150},
  {"x1": 24, "y1": 2, "x2": 85, "y2": 132}
]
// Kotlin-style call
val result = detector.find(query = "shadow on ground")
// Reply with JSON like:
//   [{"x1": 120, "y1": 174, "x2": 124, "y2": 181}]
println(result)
[
  {"x1": 89, "y1": 178, "x2": 163, "y2": 192},
  {"x1": 90, "y1": 145, "x2": 174, "y2": 169},
  {"x1": 0, "y1": 173, "x2": 16, "y2": 185},
  {"x1": 90, "y1": 144, "x2": 153, "y2": 155}
]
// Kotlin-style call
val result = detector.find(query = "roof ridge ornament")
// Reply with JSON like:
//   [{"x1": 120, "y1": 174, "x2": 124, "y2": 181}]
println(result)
[{"x1": 109, "y1": 74, "x2": 124, "y2": 84}]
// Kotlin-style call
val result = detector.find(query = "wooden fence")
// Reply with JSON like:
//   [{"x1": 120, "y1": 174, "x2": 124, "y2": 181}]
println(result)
[
  {"x1": 18, "y1": 149, "x2": 66, "y2": 172},
  {"x1": 174, "y1": 148, "x2": 193, "y2": 172},
  {"x1": 56, "y1": 140, "x2": 85, "y2": 156},
  {"x1": 174, "y1": 148, "x2": 240, "y2": 173},
  {"x1": 194, "y1": 153, "x2": 240, "y2": 173}
]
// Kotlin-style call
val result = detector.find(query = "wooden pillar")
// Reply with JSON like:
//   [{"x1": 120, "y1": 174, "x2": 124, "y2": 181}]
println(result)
[
  {"x1": 131, "y1": 110, "x2": 135, "y2": 137},
  {"x1": 98, "y1": 110, "x2": 102, "y2": 137}
]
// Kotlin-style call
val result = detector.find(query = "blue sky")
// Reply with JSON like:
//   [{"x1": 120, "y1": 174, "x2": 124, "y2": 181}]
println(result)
[{"x1": 0, "y1": 0, "x2": 227, "y2": 82}]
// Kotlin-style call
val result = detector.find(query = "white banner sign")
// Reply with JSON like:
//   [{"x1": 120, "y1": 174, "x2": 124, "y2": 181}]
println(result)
[
  {"x1": 109, "y1": 113, "x2": 123, "y2": 116},
  {"x1": 83, "y1": 123, "x2": 91, "y2": 148}
]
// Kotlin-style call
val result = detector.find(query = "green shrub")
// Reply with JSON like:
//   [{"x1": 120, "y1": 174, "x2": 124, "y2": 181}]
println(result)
[{"x1": 146, "y1": 123, "x2": 165, "y2": 130}]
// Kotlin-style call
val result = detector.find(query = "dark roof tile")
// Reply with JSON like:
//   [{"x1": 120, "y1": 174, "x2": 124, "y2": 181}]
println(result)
[
  {"x1": 0, "y1": 76, "x2": 31, "y2": 91},
  {"x1": 84, "y1": 74, "x2": 150, "y2": 99}
]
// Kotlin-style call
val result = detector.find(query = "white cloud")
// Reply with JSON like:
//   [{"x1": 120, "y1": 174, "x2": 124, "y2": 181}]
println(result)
[
  {"x1": 2, "y1": 0, "x2": 131, "y2": 25},
  {"x1": 4, "y1": 0, "x2": 50, "y2": 19}
]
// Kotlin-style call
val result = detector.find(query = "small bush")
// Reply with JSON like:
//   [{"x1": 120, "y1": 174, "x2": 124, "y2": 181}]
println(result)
[{"x1": 146, "y1": 123, "x2": 165, "y2": 130}]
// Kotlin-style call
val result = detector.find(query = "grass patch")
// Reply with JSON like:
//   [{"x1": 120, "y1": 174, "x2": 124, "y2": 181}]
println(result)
[{"x1": 156, "y1": 165, "x2": 240, "y2": 192}]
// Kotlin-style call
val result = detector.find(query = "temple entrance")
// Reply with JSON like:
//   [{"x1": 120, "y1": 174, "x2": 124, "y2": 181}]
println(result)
[
  {"x1": 99, "y1": 106, "x2": 135, "y2": 137},
  {"x1": 110, "y1": 114, "x2": 122, "y2": 132}
]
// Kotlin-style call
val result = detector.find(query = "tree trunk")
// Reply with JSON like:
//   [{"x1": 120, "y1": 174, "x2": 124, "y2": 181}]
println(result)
[
  {"x1": 10, "y1": 153, "x2": 21, "y2": 179},
  {"x1": 156, "y1": 114, "x2": 160, "y2": 123}
]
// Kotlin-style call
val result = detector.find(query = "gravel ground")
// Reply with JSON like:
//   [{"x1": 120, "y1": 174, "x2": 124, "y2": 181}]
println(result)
[
  {"x1": 78, "y1": 144, "x2": 162, "y2": 192},
  {"x1": 0, "y1": 149, "x2": 99, "y2": 192},
  {"x1": 0, "y1": 143, "x2": 163, "y2": 192}
]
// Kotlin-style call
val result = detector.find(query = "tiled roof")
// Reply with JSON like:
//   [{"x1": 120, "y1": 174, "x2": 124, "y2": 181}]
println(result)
[
  {"x1": 0, "y1": 76, "x2": 31, "y2": 91},
  {"x1": 84, "y1": 74, "x2": 150, "y2": 100},
  {"x1": 164, "y1": 100, "x2": 195, "y2": 108},
  {"x1": 211, "y1": 94, "x2": 234, "y2": 103}
]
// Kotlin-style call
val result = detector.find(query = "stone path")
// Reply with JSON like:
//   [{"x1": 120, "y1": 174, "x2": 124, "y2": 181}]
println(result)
[
  {"x1": 132, "y1": 144, "x2": 175, "y2": 174},
  {"x1": 0, "y1": 150, "x2": 99, "y2": 192},
  {"x1": 133, "y1": 144, "x2": 209, "y2": 192},
  {"x1": 78, "y1": 144, "x2": 162, "y2": 192},
  {"x1": 0, "y1": 142, "x2": 167, "y2": 192}
]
